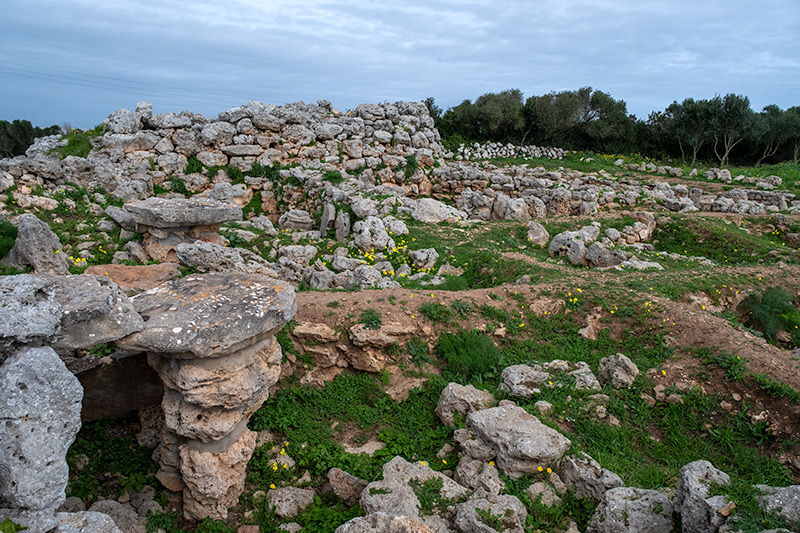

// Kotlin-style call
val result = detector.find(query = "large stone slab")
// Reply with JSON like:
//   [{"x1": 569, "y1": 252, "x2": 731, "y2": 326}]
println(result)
[
  {"x1": 48, "y1": 274, "x2": 144, "y2": 355},
  {"x1": 467, "y1": 405, "x2": 571, "y2": 478},
  {"x1": 116, "y1": 273, "x2": 296, "y2": 358},
  {"x1": 84, "y1": 263, "x2": 181, "y2": 296},
  {"x1": 1, "y1": 214, "x2": 71, "y2": 275},
  {"x1": 0, "y1": 346, "x2": 83, "y2": 510},
  {"x1": 0, "y1": 275, "x2": 62, "y2": 361},
  {"x1": 124, "y1": 197, "x2": 242, "y2": 229}
]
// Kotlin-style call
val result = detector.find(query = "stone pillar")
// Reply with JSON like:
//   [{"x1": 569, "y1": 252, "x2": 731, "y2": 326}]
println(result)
[
  {"x1": 116, "y1": 273, "x2": 296, "y2": 520},
  {"x1": 123, "y1": 197, "x2": 243, "y2": 262}
]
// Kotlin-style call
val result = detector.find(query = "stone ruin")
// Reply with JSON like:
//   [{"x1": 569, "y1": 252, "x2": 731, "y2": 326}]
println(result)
[{"x1": 0, "y1": 269, "x2": 296, "y2": 528}]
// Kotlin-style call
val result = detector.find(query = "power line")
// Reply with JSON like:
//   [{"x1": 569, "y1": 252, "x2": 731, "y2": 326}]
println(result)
[{"x1": 0, "y1": 61, "x2": 253, "y2": 108}]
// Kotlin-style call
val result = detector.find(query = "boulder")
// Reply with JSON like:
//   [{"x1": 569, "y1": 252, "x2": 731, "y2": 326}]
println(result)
[
  {"x1": 526, "y1": 221, "x2": 549, "y2": 247},
  {"x1": 84, "y1": 263, "x2": 181, "y2": 296},
  {"x1": 360, "y1": 456, "x2": 469, "y2": 532},
  {"x1": 0, "y1": 346, "x2": 83, "y2": 510},
  {"x1": 435, "y1": 382, "x2": 497, "y2": 426},
  {"x1": 267, "y1": 487, "x2": 316, "y2": 518},
  {"x1": 176, "y1": 241, "x2": 277, "y2": 277},
  {"x1": 328, "y1": 468, "x2": 368, "y2": 506},
  {"x1": 499, "y1": 365, "x2": 550, "y2": 398},
  {"x1": 412, "y1": 198, "x2": 465, "y2": 223},
  {"x1": 467, "y1": 405, "x2": 571, "y2": 478},
  {"x1": 1, "y1": 214, "x2": 71, "y2": 274},
  {"x1": 756, "y1": 485, "x2": 800, "y2": 529},
  {"x1": 454, "y1": 489, "x2": 528, "y2": 533},
  {"x1": 353, "y1": 216, "x2": 390, "y2": 253},
  {"x1": 408, "y1": 248, "x2": 439, "y2": 271},
  {"x1": 586, "y1": 487, "x2": 675, "y2": 533},
  {"x1": 335, "y1": 512, "x2": 434, "y2": 533},
  {"x1": 48, "y1": 274, "x2": 144, "y2": 355},
  {"x1": 598, "y1": 353, "x2": 640, "y2": 388},
  {"x1": 278, "y1": 209, "x2": 314, "y2": 230},
  {"x1": 559, "y1": 452, "x2": 624, "y2": 502},
  {"x1": 675, "y1": 460, "x2": 731, "y2": 533},
  {"x1": 0, "y1": 275, "x2": 62, "y2": 360}
]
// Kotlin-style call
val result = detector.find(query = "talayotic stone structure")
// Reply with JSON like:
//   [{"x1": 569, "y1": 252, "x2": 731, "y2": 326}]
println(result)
[
  {"x1": 0, "y1": 269, "x2": 296, "y2": 525},
  {"x1": 116, "y1": 273, "x2": 296, "y2": 520}
]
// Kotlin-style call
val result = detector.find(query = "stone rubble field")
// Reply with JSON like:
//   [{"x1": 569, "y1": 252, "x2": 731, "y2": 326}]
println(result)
[{"x1": 0, "y1": 100, "x2": 799, "y2": 533}]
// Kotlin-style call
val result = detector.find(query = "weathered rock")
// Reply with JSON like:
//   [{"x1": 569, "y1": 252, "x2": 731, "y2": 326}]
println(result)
[
  {"x1": 0, "y1": 346, "x2": 83, "y2": 510},
  {"x1": 408, "y1": 248, "x2": 439, "y2": 271},
  {"x1": 598, "y1": 353, "x2": 640, "y2": 388},
  {"x1": 328, "y1": 468, "x2": 368, "y2": 506},
  {"x1": 117, "y1": 273, "x2": 296, "y2": 358},
  {"x1": 278, "y1": 245, "x2": 317, "y2": 266},
  {"x1": 526, "y1": 482, "x2": 562, "y2": 508},
  {"x1": 335, "y1": 210, "x2": 351, "y2": 242},
  {"x1": 151, "y1": 336, "x2": 281, "y2": 412},
  {"x1": 412, "y1": 198, "x2": 465, "y2": 223},
  {"x1": 455, "y1": 457, "x2": 505, "y2": 495},
  {"x1": 454, "y1": 488, "x2": 527, "y2": 533},
  {"x1": 586, "y1": 487, "x2": 675, "y2": 533},
  {"x1": 105, "y1": 108, "x2": 142, "y2": 134},
  {"x1": 0, "y1": 275, "x2": 62, "y2": 359},
  {"x1": 125, "y1": 197, "x2": 242, "y2": 228},
  {"x1": 559, "y1": 452, "x2": 624, "y2": 502},
  {"x1": 278, "y1": 209, "x2": 314, "y2": 230},
  {"x1": 54, "y1": 510, "x2": 125, "y2": 532},
  {"x1": 353, "y1": 216, "x2": 390, "y2": 252},
  {"x1": 180, "y1": 427, "x2": 257, "y2": 521},
  {"x1": 756, "y1": 485, "x2": 800, "y2": 529},
  {"x1": 176, "y1": 241, "x2": 278, "y2": 277},
  {"x1": 87, "y1": 500, "x2": 145, "y2": 533},
  {"x1": 335, "y1": 512, "x2": 435, "y2": 533},
  {"x1": 467, "y1": 405, "x2": 571, "y2": 478},
  {"x1": 526, "y1": 221, "x2": 550, "y2": 247},
  {"x1": 1, "y1": 214, "x2": 71, "y2": 274},
  {"x1": 498, "y1": 365, "x2": 550, "y2": 398},
  {"x1": 675, "y1": 460, "x2": 731, "y2": 533},
  {"x1": 361, "y1": 456, "x2": 469, "y2": 532},
  {"x1": 48, "y1": 275, "x2": 144, "y2": 355},
  {"x1": 268, "y1": 487, "x2": 316, "y2": 519},
  {"x1": 585, "y1": 242, "x2": 625, "y2": 268},
  {"x1": 435, "y1": 382, "x2": 496, "y2": 426}
]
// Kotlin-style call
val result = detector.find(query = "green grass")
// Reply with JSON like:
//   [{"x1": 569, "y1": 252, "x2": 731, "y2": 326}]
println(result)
[
  {"x1": 0, "y1": 219, "x2": 18, "y2": 258},
  {"x1": 652, "y1": 216, "x2": 797, "y2": 266},
  {"x1": 50, "y1": 124, "x2": 106, "y2": 159}
]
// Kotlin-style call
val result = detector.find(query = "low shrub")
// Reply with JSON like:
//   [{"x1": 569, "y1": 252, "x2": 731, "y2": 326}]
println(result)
[
  {"x1": 435, "y1": 329, "x2": 499, "y2": 381},
  {"x1": 738, "y1": 287, "x2": 800, "y2": 346}
]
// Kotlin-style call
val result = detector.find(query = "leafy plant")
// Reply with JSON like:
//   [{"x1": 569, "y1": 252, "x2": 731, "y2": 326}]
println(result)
[
  {"x1": 322, "y1": 170, "x2": 344, "y2": 184},
  {"x1": 184, "y1": 156, "x2": 203, "y2": 174},
  {"x1": 50, "y1": 124, "x2": 106, "y2": 159},
  {"x1": 0, "y1": 518, "x2": 27, "y2": 533},
  {"x1": 403, "y1": 155, "x2": 419, "y2": 180},
  {"x1": 0, "y1": 219, "x2": 18, "y2": 259},
  {"x1": 408, "y1": 337, "x2": 434, "y2": 367},
  {"x1": 738, "y1": 287, "x2": 800, "y2": 346},
  {"x1": 435, "y1": 329, "x2": 499, "y2": 381},
  {"x1": 418, "y1": 301, "x2": 453, "y2": 323},
  {"x1": 359, "y1": 309, "x2": 382, "y2": 330}
]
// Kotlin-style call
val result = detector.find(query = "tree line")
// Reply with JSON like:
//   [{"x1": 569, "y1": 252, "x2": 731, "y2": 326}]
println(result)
[
  {"x1": 0, "y1": 120, "x2": 61, "y2": 159},
  {"x1": 425, "y1": 89, "x2": 800, "y2": 167}
]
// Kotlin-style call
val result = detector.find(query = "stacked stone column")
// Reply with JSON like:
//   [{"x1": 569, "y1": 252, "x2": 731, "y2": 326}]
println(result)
[{"x1": 116, "y1": 273, "x2": 296, "y2": 520}]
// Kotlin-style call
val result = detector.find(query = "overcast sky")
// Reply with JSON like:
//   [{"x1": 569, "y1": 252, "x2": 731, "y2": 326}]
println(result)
[{"x1": 2, "y1": 0, "x2": 799, "y2": 129}]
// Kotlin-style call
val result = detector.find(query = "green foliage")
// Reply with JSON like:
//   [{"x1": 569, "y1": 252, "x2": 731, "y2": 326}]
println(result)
[
  {"x1": 417, "y1": 301, "x2": 453, "y2": 323},
  {"x1": 293, "y1": 496, "x2": 363, "y2": 533},
  {"x1": 243, "y1": 192, "x2": 263, "y2": 218},
  {"x1": 169, "y1": 176, "x2": 191, "y2": 196},
  {"x1": 450, "y1": 299, "x2": 473, "y2": 318},
  {"x1": 435, "y1": 330, "x2": 500, "y2": 381},
  {"x1": 408, "y1": 477, "x2": 449, "y2": 517},
  {"x1": 719, "y1": 479, "x2": 793, "y2": 533},
  {"x1": 0, "y1": 518, "x2": 27, "y2": 533},
  {"x1": 475, "y1": 507, "x2": 505, "y2": 530},
  {"x1": 408, "y1": 337, "x2": 434, "y2": 367},
  {"x1": 0, "y1": 119, "x2": 60, "y2": 158},
  {"x1": 403, "y1": 155, "x2": 419, "y2": 180},
  {"x1": 738, "y1": 287, "x2": 800, "y2": 346},
  {"x1": 359, "y1": 308, "x2": 382, "y2": 330},
  {"x1": 322, "y1": 170, "x2": 344, "y2": 184},
  {"x1": 0, "y1": 219, "x2": 18, "y2": 259},
  {"x1": 184, "y1": 156, "x2": 203, "y2": 174},
  {"x1": 66, "y1": 419, "x2": 157, "y2": 503},
  {"x1": 50, "y1": 124, "x2": 106, "y2": 159},
  {"x1": 653, "y1": 217, "x2": 791, "y2": 266},
  {"x1": 276, "y1": 320, "x2": 299, "y2": 361},
  {"x1": 146, "y1": 511, "x2": 184, "y2": 533}
]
